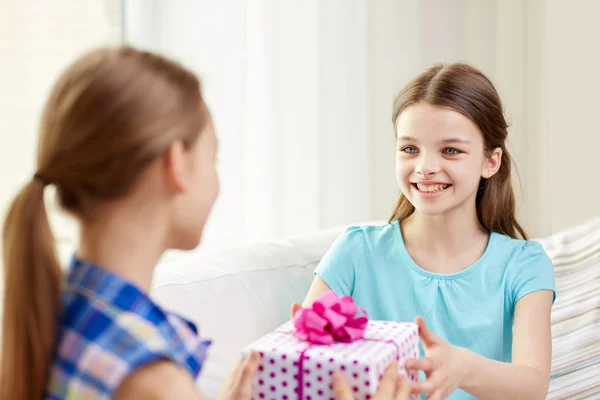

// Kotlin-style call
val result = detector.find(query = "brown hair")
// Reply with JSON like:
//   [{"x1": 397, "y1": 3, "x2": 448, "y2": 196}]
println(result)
[
  {"x1": 390, "y1": 63, "x2": 527, "y2": 240},
  {"x1": 1, "y1": 46, "x2": 206, "y2": 399}
]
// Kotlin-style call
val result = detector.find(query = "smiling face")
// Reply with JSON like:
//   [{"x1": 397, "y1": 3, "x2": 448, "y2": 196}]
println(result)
[{"x1": 395, "y1": 102, "x2": 501, "y2": 218}]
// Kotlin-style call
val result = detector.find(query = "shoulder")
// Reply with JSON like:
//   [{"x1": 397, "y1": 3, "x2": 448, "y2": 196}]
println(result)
[
  {"x1": 114, "y1": 360, "x2": 203, "y2": 400},
  {"x1": 490, "y1": 232, "x2": 551, "y2": 265},
  {"x1": 316, "y1": 222, "x2": 399, "y2": 290},
  {"x1": 493, "y1": 233, "x2": 556, "y2": 303},
  {"x1": 492, "y1": 233, "x2": 553, "y2": 267},
  {"x1": 333, "y1": 221, "x2": 400, "y2": 250},
  {"x1": 111, "y1": 310, "x2": 171, "y2": 354},
  {"x1": 115, "y1": 309, "x2": 209, "y2": 374}
]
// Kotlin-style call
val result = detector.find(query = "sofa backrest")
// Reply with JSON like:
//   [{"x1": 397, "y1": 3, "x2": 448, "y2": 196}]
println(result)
[{"x1": 151, "y1": 217, "x2": 600, "y2": 399}]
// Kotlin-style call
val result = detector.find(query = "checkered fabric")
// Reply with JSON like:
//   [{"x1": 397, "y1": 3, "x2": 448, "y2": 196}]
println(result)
[{"x1": 45, "y1": 256, "x2": 211, "y2": 399}]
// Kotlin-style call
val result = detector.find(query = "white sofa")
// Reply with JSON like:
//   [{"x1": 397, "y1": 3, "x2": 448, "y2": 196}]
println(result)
[{"x1": 150, "y1": 217, "x2": 600, "y2": 400}]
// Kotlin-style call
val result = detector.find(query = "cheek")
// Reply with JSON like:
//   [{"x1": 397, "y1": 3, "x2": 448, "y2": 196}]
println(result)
[
  {"x1": 197, "y1": 164, "x2": 218, "y2": 202},
  {"x1": 395, "y1": 156, "x2": 412, "y2": 176},
  {"x1": 395, "y1": 161, "x2": 411, "y2": 187},
  {"x1": 448, "y1": 160, "x2": 483, "y2": 186}
]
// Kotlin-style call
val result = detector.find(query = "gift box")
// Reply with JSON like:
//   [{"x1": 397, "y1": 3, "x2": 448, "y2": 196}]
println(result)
[{"x1": 242, "y1": 291, "x2": 419, "y2": 400}]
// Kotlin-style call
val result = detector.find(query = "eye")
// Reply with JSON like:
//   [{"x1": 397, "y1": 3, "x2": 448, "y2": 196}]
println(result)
[
  {"x1": 443, "y1": 148, "x2": 461, "y2": 155},
  {"x1": 401, "y1": 146, "x2": 418, "y2": 154}
]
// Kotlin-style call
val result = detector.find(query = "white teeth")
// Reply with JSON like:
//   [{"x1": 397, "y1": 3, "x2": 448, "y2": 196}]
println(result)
[{"x1": 416, "y1": 183, "x2": 449, "y2": 192}]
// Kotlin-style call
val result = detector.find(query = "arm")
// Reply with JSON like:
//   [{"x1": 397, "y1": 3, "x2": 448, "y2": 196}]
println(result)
[
  {"x1": 291, "y1": 227, "x2": 365, "y2": 318},
  {"x1": 115, "y1": 351, "x2": 260, "y2": 400},
  {"x1": 459, "y1": 290, "x2": 554, "y2": 400},
  {"x1": 114, "y1": 360, "x2": 204, "y2": 400},
  {"x1": 291, "y1": 275, "x2": 332, "y2": 318},
  {"x1": 303, "y1": 275, "x2": 333, "y2": 307},
  {"x1": 408, "y1": 291, "x2": 554, "y2": 400}
]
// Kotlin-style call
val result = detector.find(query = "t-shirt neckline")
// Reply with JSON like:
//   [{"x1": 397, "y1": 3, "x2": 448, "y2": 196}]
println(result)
[{"x1": 392, "y1": 220, "x2": 495, "y2": 280}]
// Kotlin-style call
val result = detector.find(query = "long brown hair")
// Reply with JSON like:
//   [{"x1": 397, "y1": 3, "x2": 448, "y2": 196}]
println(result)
[
  {"x1": 1, "y1": 46, "x2": 206, "y2": 399},
  {"x1": 389, "y1": 63, "x2": 527, "y2": 240}
]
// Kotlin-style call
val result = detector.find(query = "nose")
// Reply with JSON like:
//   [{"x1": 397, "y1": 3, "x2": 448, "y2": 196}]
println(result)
[{"x1": 416, "y1": 154, "x2": 441, "y2": 177}]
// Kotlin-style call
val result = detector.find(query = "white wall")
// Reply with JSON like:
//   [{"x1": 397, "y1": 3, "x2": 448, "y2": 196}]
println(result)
[
  {"x1": 544, "y1": 0, "x2": 600, "y2": 235},
  {"x1": 0, "y1": 0, "x2": 121, "y2": 328},
  {"x1": 0, "y1": 2, "x2": 121, "y2": 257},
  {"x1": 367, "y1": 0, "x2": 421, "y2": 222},
  {"x1": 125, "y1": 0, "x2": 374, "y2": 262},
  {"x1": 366, "y1": 0, "x2": 599, "y2": 238}
]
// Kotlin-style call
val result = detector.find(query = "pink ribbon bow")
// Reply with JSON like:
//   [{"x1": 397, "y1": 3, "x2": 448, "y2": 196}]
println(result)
[{"x1": 292, "y1": 291, "x2": 368, "y2": 345}]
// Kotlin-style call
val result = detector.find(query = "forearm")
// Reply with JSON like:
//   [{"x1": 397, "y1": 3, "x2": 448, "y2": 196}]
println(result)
[{"x1": 459, "y1": 348, "x2": 549, "y2": 400}]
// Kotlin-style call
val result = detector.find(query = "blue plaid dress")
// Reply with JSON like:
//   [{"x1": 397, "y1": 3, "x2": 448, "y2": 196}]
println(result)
[{"x1": 45, "y1": 256, "x2": 211, "y2": 399}]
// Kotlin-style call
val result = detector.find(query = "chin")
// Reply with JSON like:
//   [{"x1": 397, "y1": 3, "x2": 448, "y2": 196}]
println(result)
[
  {"x1": 413, "y1": 205, "x2": 451, "y2": 217},
  {"x1": 405, "y1": 196, "x2": 452, "y2": 217},
  {"x1": 412, "y1": 197, "x2": 473, "y2": 218},
  {"x1": 178, "y1": 239, "x2": 200, "y2": 251},
  {"x1": 171, "y1": 227, "x2": 204, "y2": 251}
]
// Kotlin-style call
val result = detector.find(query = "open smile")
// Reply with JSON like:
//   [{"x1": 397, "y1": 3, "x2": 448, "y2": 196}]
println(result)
[{"x1": 411, "y1": 182, "x2": 452, "y2": 198}]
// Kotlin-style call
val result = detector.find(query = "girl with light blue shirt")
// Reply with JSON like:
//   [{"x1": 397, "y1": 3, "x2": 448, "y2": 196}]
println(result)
[{"x1": 295, "y1": 63, "x2": 556, "y2": 400}]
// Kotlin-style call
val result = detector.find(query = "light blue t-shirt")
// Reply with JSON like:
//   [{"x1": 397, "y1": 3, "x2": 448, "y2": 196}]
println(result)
[{"x1": 314, "y1": 221, "x2": 556, "y2": 400}]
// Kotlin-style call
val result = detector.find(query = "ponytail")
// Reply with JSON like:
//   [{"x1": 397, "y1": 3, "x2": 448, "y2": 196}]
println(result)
[{"x1": 1, "y1": 178, "x2": 61, "y2": 399}]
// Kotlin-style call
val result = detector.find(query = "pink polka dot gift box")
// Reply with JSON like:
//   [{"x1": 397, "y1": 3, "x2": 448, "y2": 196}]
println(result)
[{"x1": 241, "y1": 291, "x2": 419, "y2": 400}]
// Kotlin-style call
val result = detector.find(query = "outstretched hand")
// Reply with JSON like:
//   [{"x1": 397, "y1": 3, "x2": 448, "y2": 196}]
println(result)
[{"x1": 405, "y1": 316, "x2": 465, "y2": 400}]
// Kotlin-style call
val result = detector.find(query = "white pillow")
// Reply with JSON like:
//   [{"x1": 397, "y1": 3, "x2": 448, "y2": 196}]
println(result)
[{"x1": 536, "y1": 216, "x2": 600, "y2": 399}]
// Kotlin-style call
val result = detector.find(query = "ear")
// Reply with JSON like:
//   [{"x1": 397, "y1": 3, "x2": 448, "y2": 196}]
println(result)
[
  {"x1": 162, "y1": 140, "x2": 189, "y2": 193},
  {"x1": 482, "y1": 147, "x2": 502, "y2": 179}
]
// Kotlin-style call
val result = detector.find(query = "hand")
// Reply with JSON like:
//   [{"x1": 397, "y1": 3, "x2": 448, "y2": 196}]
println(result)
[
  {"x1": 291, "y1": 302, "x2": 302, "y2": 319},
  {"x1": 405, "y1": 316, "x2": 464, "y2": 400},
  {"x1": 219, "y1": 351, "x2": 260, "y2": 400},
  {"x1": 332, "y1": 361, "x2": 412, "y2": 400}
]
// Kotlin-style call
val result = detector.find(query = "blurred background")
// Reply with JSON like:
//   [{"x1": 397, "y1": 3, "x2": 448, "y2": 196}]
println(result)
[{"x1": 1, "y1": 0, "x2": 598, "y2": 266}]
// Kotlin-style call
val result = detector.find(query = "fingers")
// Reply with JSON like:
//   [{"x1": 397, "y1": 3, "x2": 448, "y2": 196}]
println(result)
[
  {"x1": 410, "y1": 369, "x2": 451, "y2": 400},
  {"x1": 225, "y1": 357, "x2": 244, "y2": 387},
  {"x1": 291, "y1": 302, "x2": 303, "y2": 319},
  {"x1": 373, "y1": 361, "x2": 399, "y2": 399},
  {"x1": 425, "y1": 390, "x2": 445, "y2": 400},
  {"x1": 333, "y1": 361, "x2": 412, "y2": 400},
  {"x1": 404, "y1": 357, "x2": 435, "y2": 374},
  {"x1": 239, "y1": 351, "x2": 260, "y2": 382},
  {"x1": 331, "y1": 371, "x2": 354, "y2": 400},
  {"x1": 234, "y1": 351, "x2": 260, "y2": 399},
  {"x1": 410, "y1": 374, "x2": 441, "y2": 394},
  {"x1": 414, "y1": 316, "x2": 437, "y2": 347},
  {"x1": 395, "y1": 375, "x2": 411, "y2": 400}
]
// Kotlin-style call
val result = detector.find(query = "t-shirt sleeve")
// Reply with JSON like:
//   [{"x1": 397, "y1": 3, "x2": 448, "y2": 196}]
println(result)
[
  {"x1": 314, "y1": 226, "x2": 366, "y2": 296},
  {"x1": 510, "y1": 240, "x2": 556, "y2": 304}
]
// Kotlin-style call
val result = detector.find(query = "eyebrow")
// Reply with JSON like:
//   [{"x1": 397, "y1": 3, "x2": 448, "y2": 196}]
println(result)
[{"x1": 397, "y1": 135, "x2": 471, "y2": 145}]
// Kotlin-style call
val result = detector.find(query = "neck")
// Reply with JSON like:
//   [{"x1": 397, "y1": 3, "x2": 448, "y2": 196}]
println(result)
[
  {"x1": 401, "y1": 203, "x2": 487, "y2": 255},
  {"x1": 77, "y1": 200, "x2": 168, "y2": 293}
]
